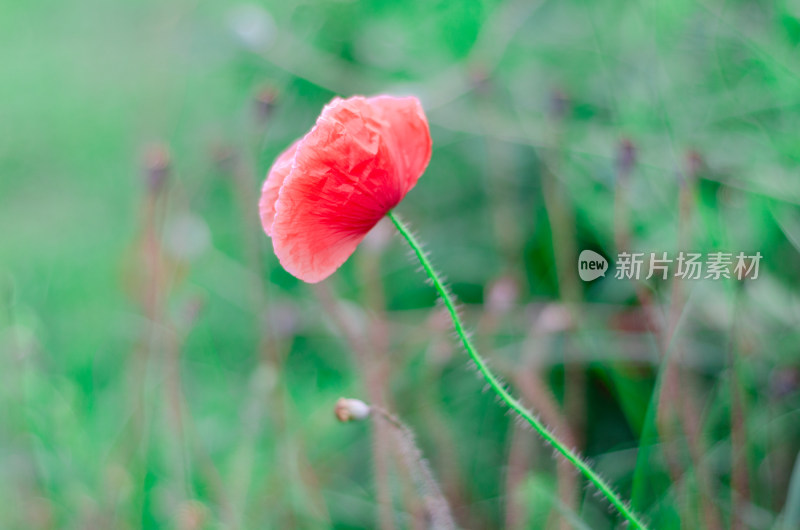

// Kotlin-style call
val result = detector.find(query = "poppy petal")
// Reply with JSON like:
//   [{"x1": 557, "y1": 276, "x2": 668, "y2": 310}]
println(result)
[
  {"x1": 258, "y1": 141, "x2": 299, "y2": 236},
  {"x1": 269, "y1": 95, "x2": 431, "y2": 283},
  {"x1": 370, "y1": 95, "x2": 432, "y2": 193}
]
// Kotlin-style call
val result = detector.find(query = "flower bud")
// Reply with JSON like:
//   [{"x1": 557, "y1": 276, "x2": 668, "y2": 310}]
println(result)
[
  {"x1": 254, "y1": 86, "x2": 278, "y2": 123},
  {"x1": 334, "y1": 398, "x2": 371, "y2": 422},
  {"x1": 616, "y1": 138, "x2": 636, "y2": 178},
  {"x1": 142, "y1": 143, "x2": 170, "y2": 194},
  {"x1": 681, "y1": 149, "x2": 704, "y2": 187}
]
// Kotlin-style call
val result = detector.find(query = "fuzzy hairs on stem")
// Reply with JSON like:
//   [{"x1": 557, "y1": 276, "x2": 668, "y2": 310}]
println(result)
[{"x1": 386, "y1": 210, "x2": 649, "y2": 530}]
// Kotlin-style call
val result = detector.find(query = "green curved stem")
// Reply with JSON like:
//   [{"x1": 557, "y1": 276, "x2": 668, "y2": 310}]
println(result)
[{"x1": 387, "y1": 211, "x2": 648, "y2": 530}]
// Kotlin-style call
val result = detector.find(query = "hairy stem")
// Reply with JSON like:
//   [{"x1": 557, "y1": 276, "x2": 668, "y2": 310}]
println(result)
[
  {"x1": 371, "y1": 405, "x2": 455, "y2": 530},
  {"x1": 387, "y1": 210, "x2": 648, "y2": 530}
]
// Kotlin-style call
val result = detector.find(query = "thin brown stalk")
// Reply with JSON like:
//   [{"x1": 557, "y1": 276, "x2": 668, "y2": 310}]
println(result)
[
  {"x1": 477, "y1": 94, "x2": 548, "y2": 528},
  {"x1": 313, "y1": 282, "x2": 398, "y2": 529},
  {"x1": 666, "y1": 160, "x2": 722, "y2": 530},
  {"x1": 164, "y1": 298, "x2": 238, "y2": 527},
  {"x1": 729, "y1": 292, "x2": 751, "y2": 529},
  {"x1": 225, "y1": 149, "x2": 283, "y2": 368},
  {"x1": 507, "y1": 91, "x2": 586, "y2": 523},
  {"x1": 223, "y1": 150, "x2": 284, "y2": 522},
  {"x1": 616, "y1": 145, "x2": 722, "y2": 529},
  {"x1": 162, "y1": 300, "x2": 198, "y2": 501},
  {"x1": 358, "y1": 232, "x2": 398, "y2": 530},
  {"x1": 494, "y1": 304, "x2": 579, "y2": 529},
  {"x1": 371, "y1": 406, "x2": 456, "y2": 530},
  {"x1": 121, "y1": 147, "x2": 237, "y2": 526},
  {"x1": 120, "y1": 145, "x2": 172, "y2": 522},
  {"x1": 613, "y1": 142, "x2": 685, "y2": 499},
  {"x1": 223, "y1": 149, "x2": 329, "y2": 526},
  {"x1": 539, "y1": 92, "x2": 586, "y2": 452},
  {"x1": 504, "y1": 422, "x2": 535, "y2": 530},
  {"x1": 514, "y1": 349, "x2": 579, "y2": 530},
  {"x1": 418, "y1": 346, "x2": 472, "y2": 524}
]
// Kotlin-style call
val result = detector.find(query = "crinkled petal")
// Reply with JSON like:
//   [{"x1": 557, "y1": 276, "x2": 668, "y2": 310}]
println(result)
[
  {"x1": 270, "y1": 95, "x2": 431, "y2": 283},
  {"x1": 370, "y1": 95, "x2": 432, "y2": 193},
  {"x1": 259, "y1": 141, "x2": 299, "y2": 236}
]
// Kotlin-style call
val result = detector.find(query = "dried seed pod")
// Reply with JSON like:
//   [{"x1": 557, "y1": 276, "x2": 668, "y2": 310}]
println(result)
[
  {"x1": 143, "y1": 143, "x2": 170, "y2": 194},
  {"x1": 617, "y1": 138, "x2": 636, "y2": 178}
]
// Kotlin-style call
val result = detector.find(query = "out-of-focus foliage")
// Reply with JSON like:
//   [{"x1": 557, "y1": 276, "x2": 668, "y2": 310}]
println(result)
[{"x1": 1, "y1": 0, "x2": 800, "y2": 528}]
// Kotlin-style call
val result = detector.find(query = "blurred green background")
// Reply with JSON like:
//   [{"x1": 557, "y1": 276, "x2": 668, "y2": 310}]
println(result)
[{"x1": 2, "y1": 0, "x2": 800, "y2": 528}]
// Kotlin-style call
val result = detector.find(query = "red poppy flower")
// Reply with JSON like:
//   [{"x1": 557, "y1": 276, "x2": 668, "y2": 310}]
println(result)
[{"x1": 259, "y1": 95, "x2": 432, "y2": 283}]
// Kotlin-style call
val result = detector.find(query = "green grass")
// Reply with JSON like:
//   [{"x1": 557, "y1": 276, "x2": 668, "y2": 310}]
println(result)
[{"x1": 1, "y1": 0, "x2": 800, "y2": 528}]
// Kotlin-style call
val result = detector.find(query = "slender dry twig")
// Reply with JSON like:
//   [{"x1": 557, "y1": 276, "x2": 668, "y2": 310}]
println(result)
[
  {"x1": 616, "y1": 144, "x2": 722, "y2": 529},
  {"x1": 121, "y1": 147, "x2": 237, "y2": 526},
  {"x1": 515, "y1": 352, "x2": 579, "y2": 529},
  {"x1": 370, "y1": 405, "x2": 456, "y2": 530},
  {"x1": 504, "y1": 422, "x2": 535, "y2": 529},
  {"x1": 121, "y1": 144, "x2": 172, "y2": 521},
  {"x1": 496, "y1": 304, "x2": 580, "y2": 529},
  {"x1": 162, "y1": 299, "x2": 201, "y2": 502},
  {"x1": 313, "y1": 281, "x2": 399, "y2": 529},
  {"x1": 358, "y1": 227, "x2": 398, "y2": 530},
  {"x1": 728, "y1": 288, "x2": 752, "y2": 530},
  {"x1": 222, "y1": 145, "x2": 329, "y2": 527},
  {"x1": 538, "y1": 91, "x2": 586, "y2": 454}
]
